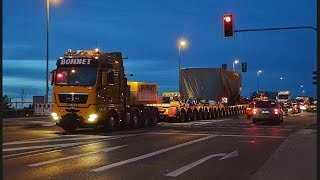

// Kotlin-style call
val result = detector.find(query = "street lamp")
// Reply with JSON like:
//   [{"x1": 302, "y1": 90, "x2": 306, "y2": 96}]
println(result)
[
  {"x1": 178, "y1": 39, "x2": 187, "y2": 99},
  {"x1": 45, "y1": 0, "x2": 61, "y2": 103},
  {"x1": 257, "y1": 70, "x2": 263, "y2": 92},
  {"x1": 232, "y1": 60, "x2": 239, "y2": 71}
]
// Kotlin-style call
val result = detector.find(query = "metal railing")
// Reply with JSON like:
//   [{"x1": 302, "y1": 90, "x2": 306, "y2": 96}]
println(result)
[{"x1": 2, "y1": 101, "x2": 53, "y2": 118}]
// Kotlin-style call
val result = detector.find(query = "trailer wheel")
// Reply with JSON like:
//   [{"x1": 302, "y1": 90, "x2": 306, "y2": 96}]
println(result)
[
  {"x1": 131, "y1": 110, "x2": 140, "y2": 129},
  {"x1": 150, "y1": 109, "x2": 159, "y2": 127},
  {"x1": 105, "y1": 112, "x2": 118, "y2": 132},
  {"x1": 142, "y1": 108, "x2": 151, "y2": 127},
  {"x1": 179, "y1": 110, "x2": 186, "y2": 123},
  {"x1": 187, "y1": 110, "x2": 192, "y2": 121},
  {"x1": 204, "y1": 109, "x2": 209, "y2": 120},
  {"x1": 193, "y1": 110, "x2": 198, "y2": 121}
]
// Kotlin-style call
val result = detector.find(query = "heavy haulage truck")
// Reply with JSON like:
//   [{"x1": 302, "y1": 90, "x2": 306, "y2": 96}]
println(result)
[
  {"x1": 50, "y1": 49, "x2": 160, "y2": 132},
  {"x1": 166, "y1": 68, "x2": 246, "y2": 122}
]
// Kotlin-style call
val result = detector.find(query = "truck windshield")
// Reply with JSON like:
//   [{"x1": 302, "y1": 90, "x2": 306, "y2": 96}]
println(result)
[
  {"x1": 278, "y1": 95, "x2": 289, "y2": 99},
  {"x1": 55, "y1": 67, "x2": 97, "y2": 86}
]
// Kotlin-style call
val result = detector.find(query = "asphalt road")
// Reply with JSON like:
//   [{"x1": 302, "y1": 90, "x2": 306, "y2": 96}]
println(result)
[{"x1": 3, "y1": 112, "x2": 316, "y2": 180}]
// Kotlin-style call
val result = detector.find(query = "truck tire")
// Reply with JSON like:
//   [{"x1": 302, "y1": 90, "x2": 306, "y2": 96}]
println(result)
[
  {"x1": 60, "y1": 115, "x2": 78, "y2": 132},
  {"x1": 131, "y1": 110, "x2": 140, "y2": 129},
  {"x1": 62, "y1": 123, "x2": 77, "y2": 132},
  {"x1": 105, "y1": 112, "x2": 118, "y2": 132},
  {"x1": 150, "y1": 110, "x2": 159, "y2": 127}
]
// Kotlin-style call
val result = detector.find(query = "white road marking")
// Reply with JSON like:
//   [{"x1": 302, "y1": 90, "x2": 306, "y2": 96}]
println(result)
[
  {"x1": 165, "y1": 153, "x2": 226, "y2": 177},
  {"x1": 220, "y1": 134, "x2": 284, "y2": 139},
  {"x1": 3, "y1": 133, "x2": 148, "y2": 152},
  {"x1": 150, "y1": 132, "x2": 210, "y2": 136},
  {"x1": 219, "y1": 150, "x2": 238, "y2": 160},
  {"x1": 28, "y1": 145, "x2": 126, "y2": 167},
  {"x1": 3, "y1": 141, "x2": 104, "y2": 152},
  {"x1": 90, "y1": 135, "x2": 217, "y2": 172},
  {"x1": 4, "y1": 136, "x2": 115, "y2": 145}
]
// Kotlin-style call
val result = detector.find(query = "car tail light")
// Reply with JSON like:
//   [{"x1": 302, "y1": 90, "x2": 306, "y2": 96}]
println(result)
[
  {"x1": 246, "y1": 107, "x2": 252, "y2": 111},
  {"x1": 253, "y1": 108, "x2": 257, "y2": 114},
  {"x1": 274, "y1": 109, "x2": 279, "y2": 114}
]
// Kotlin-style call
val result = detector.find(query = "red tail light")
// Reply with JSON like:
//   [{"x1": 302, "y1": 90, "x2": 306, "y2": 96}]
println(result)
[
  {"x1": 246, "y1": 107, "x2": 252, "y2": 111},
  {"x1": 274, "y1": 109, "x2": 279, "y2": 114}
]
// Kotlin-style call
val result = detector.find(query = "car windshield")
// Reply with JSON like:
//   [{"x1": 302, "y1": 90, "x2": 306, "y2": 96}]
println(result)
[
  {"x1": 55, "y1": 67, "x2": 97, "y2": 86},
  {"x1": 255, "y1": 101, "x2": 277, "y2": 108}
]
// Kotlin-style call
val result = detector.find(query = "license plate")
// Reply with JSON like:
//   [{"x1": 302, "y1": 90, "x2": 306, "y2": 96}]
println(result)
[
  {"x1": 67, "y1": 103, "x2": 78, "y2": 107},
  {"x1": 262, "y1": 111, "x2": 269, "y2": 114}
]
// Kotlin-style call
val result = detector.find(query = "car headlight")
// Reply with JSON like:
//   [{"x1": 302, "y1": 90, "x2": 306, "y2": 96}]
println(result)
[
  {"x1": 51, "y1": 112, "x2": 59, "y2": 120},
  {"x1": 88, "y1": 114, "x2": 98, "y2": 122}
]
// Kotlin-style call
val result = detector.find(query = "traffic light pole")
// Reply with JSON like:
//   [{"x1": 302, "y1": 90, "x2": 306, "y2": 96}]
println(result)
[{"x1": 234, "y1": 26, "x2": 317, "y2": 33}]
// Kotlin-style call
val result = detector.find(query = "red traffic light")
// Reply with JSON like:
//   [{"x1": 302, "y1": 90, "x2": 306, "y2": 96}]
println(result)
[
  {"x1": 224, "y1": 16, "x2": 232, "y2": 23},
  {"x1": 223, "y1": 14, "x2": 234, "y2": 38}
]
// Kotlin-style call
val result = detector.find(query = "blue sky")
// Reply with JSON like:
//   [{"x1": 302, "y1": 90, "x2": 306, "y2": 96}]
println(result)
[{"x1": 3, "y1": 0, "x2": 317, "y2": 101}]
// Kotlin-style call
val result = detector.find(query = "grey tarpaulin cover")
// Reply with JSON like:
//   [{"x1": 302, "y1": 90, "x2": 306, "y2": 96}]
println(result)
[{"x1": 180, "y1": 68, "x2": 242, "y2": 105}]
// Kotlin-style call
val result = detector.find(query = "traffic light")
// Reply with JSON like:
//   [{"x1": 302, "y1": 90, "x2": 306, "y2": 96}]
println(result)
[
  {"x1": 222, "y1": 64, "x2": 227, "y2": 69},
  {"x1": 312, "y1": 70, "x2": 318, "y2": 85},
  {"x1": 223, "y1": 14, "x2": 234, "y2": 38},
  {"x1": 242, "y1": 62, "x2": 247, "y2": 72}
]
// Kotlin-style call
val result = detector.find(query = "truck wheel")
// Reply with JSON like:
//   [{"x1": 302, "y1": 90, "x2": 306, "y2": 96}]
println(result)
[
  {"x1": 150, "y1": 110, "x2": 159, "y2": 127},
  {"x1": 131, "y1": 110, "x2": 140, "y2": 129},
  {"x1": 62, "y1": 123, "x2": 77, "y2": 132},
  {"x1": 61, "y1": 117, "x2": 78, "y2": 132},
  {"x1": 105, "y1": 113, "x2": 118, "y2": 132}
]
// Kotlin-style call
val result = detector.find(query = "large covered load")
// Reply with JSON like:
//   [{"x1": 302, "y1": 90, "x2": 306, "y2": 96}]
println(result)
[{"x1": 180, "y1": 68, "x2": 242, "y2": 105}]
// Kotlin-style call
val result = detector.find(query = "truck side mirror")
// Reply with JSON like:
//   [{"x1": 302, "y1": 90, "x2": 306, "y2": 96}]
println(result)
[
  {"x1": 102, "y1": 71, "x2": 115, "y2": 86},
  {"x1": 50, "y1": 70, "x2": 56, "y2": 85}
]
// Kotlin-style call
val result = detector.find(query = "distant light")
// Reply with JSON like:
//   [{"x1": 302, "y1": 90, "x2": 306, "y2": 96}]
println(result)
[
  {"x1": 180, "y1": 40, "x2": 186, "y2": 47},
  {"x1": 57, "y1": 73, "x2": 63, "y2": 78},
  {"x1": 234, "y1": 60, "x2": 239, "y2": 64},
  {"x1": 280, "y1": 77, "x2": 283, "y2": 80},
  {"x1": 50, "y1": 0, "x2": 62, "y2": 6},
  {"x1": 95, "y1": 48, "x2": 99, "y2": 53},
  {"x1": 71, "y1": 69, "x2": 76, "y2": 73},
  {"x1": 224, "y1": 16, "x2": 232, "y2": 23}
]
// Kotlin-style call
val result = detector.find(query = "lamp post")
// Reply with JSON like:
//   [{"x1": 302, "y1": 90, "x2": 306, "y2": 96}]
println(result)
[
  {"x1": 45, "y1": 0, "x2": 61, "y2": 103},
  {"x1": 300, "y1": 85, "x2": 304, "y2": 96},
  {"x1": 45, "y1": 0, "x2": 50, "y2": 103},
  {"x1": 178, "y1": 39, "x2": 187, "y2": 99},
  {"x1": 232, "y1": 59, "x2": 239, "y2": 71},
  {"x1": 257, "y1": 70, "x2": 263, "y2": 92}
]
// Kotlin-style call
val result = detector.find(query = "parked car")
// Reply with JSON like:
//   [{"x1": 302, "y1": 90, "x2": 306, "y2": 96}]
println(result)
[{"x1": 252, "y1": 100, "x2": 284, "y2": 124}]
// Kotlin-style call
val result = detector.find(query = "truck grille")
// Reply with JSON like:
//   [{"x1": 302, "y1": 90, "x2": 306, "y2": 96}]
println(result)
[{"x1": 58, "y1": 93, "x2": 88, "y2": 104}]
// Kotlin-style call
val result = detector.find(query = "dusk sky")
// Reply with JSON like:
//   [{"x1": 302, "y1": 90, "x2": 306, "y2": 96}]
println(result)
[{"x1": 3, "y1": 0, "x2": 317, "y2": 102}]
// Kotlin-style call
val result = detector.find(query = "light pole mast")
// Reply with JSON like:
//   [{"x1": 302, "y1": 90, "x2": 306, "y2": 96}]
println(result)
[
  {"x1": 45, "y1": 0, "x2": 50, "y2": 103},
  {"x1": 177, "y1": 39, "x2": 187, "y2": 100}
]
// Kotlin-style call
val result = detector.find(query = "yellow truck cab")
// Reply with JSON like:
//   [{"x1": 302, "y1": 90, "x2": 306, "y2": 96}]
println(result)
[{"x1": 51, "y1": 49, "x2": 159, "y2": 132}]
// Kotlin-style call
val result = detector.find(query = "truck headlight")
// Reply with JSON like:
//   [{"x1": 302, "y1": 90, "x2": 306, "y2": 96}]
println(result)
[
  {"x1": 88, "y1": 114, "x2": 98, "y2": 122},
  {"x1": 51, "y1": 112, "x2": 59, "y2": 120}
]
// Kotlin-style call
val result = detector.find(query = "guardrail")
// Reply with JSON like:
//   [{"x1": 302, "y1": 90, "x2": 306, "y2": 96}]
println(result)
[{"x1": 2, "y1": 102, "x2": 53, "y2": 118}]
